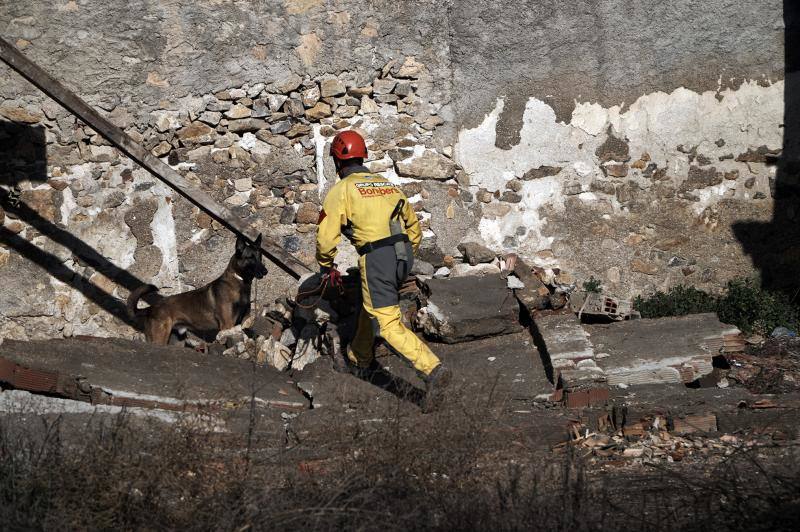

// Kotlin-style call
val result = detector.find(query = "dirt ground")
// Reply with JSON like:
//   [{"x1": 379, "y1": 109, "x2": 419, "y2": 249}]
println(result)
[{"x1": 2, "y1": 333, "x2": 800, "y2": 530}]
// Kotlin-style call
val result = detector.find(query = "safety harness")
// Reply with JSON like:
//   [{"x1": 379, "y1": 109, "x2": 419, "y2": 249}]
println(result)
[
  {"x1": 356, "y1": 199, "x2": 410, "y2": 257},
  {"x1": 301, "y1": 197, "x2": 410, "y2": 309}
]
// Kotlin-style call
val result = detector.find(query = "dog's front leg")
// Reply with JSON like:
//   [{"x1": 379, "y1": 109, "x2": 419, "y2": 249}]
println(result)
[
  {"x1": 216, "y1": 306, "x2": 236, "y2": 332},
  {"x1": 147, "y1": 319, "x2": 173, "y2": 345}
]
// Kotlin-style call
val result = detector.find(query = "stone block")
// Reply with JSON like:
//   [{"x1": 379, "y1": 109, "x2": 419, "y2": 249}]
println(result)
[
  {"x1": 456, "y1": 241, "x2": 496, "y2": 265},
  {"x1": 419, "y1": 274, "x2": 521, "y2": 343},
  {"x1": 176, "y1": 122, "x2": 214, "y2": 144},
  {"x1": 395, "y1": 149, "x2": 455, "y2": 180},
  {"x1": 319, "y1": 78, "x2": 346, "y2": 98},
  {"x1": 305, "y1": 102, "x2": 332, "y2": 120}
]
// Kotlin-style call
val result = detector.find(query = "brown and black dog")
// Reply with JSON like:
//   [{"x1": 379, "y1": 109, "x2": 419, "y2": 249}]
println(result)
[{"x1": 127, "y1": 234, "x2": 268, "y2": 345}]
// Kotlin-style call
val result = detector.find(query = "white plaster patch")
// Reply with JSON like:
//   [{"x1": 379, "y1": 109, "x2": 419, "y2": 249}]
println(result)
[
  {"x1": 455, "y1": 80, "x2": 784, "y2": 259},
  {"x1": 312, "y1": 124, "x2": 328, "y2": 198},
  {"x1": 692, "y1": 180, "x2": 739, "y2": 215},
  {"x1": 455, "y1": 98, "x2": 590, "y2": 191},
  {"x1": 478, "y1": 176, "x2": 561, "y2": 251},
  {"x1": 191, "y1": 228, "x2": 208, "y2": 243},
  {"x1": 60, "y1": 187, "x2": 77, "y2": 225},
  {"x1": 571, "y1": 101, "x2": 617, "y2": 136},
  {"x1": 613, "y1": 81, "x2": 783, "y2": 168},
  {"x1": 149, "y1": 185, "x2": 180, "y2": 292},
  {"x1": 573, "y1": 161, "x2": 594, "y2": 176}
]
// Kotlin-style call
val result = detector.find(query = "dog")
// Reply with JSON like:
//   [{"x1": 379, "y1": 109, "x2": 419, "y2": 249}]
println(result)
[{"x1": 127, "y1": 234, "x2": 268, "y2": 345}]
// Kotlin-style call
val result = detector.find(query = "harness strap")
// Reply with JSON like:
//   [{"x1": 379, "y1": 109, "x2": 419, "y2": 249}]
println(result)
[
  {"x1": 356, "y1": 233, "x2": 409, "y2": 256},
  {"x1": 295, "y1": 276, "x2": 345, "y2": 310},
  {"x1": 390, "y1": 199, "x2": 405, "y2": 220}
]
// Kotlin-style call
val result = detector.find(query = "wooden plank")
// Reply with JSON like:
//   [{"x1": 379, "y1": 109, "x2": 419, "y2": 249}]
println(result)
[
  {"x1": 0, "y1": 38, "x2": 311, "y2": 280},
  {"x1": 672, "y1": 413, "x2": 718, "y2": 434}
]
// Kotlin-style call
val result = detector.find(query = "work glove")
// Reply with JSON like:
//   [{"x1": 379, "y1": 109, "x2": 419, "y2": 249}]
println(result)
[{"x1": 320, "y1": 265, "x2": 343, "y2": 291}]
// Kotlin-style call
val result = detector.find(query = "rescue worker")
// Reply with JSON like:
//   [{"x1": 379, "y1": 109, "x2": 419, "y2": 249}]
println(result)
[{"x1": 316, "y1": 130, "x2": 452, "y2": 412}]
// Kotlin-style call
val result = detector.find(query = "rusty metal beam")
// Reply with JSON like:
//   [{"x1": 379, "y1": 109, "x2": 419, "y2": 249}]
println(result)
[{"x1": 0, "y1": 37, "x2": 311, "y2": 280}]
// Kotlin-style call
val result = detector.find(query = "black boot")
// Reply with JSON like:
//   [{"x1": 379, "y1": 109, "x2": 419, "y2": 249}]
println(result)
[
  {"x1": 421, "y1": 364, "x2": 452, "y2": 413},
  {"x1": 350, "y1": 359, "x2": 382, "y2": 382}
]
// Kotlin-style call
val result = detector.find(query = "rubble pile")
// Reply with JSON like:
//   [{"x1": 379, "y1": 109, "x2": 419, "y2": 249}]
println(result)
[
  {"x1": 199, "y1": 270, "x2": 379, "y2": 372},
  {"x1": 565, "y1": 423, "x2": 767, "y2": 464},
  {"x1": 728, "y1": 336, "x2": 800, "y2": 394}
]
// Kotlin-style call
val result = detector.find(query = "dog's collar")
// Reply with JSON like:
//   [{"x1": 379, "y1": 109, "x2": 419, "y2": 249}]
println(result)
[{"x1": 233, "y1": 273, "x2": 244, "y2": 282}]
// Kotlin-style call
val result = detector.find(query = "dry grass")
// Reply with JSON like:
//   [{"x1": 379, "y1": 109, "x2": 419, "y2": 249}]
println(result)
[{"x1": 1, "y1": 397, "x2": 799, "y2": 531}]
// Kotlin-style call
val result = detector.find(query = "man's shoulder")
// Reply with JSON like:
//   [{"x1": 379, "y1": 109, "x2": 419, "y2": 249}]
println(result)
[
  {"x1": 342, "y1": 173, "x2": 400, "y2": 190},
  {"x1": 345, "y1": 171, "x2": 383, "y2": 181}
]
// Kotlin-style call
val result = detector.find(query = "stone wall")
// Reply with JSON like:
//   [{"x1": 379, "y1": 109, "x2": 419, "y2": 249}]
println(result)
[{"x1": 0, "y1": 0, "x2": 788, "y2": 340}]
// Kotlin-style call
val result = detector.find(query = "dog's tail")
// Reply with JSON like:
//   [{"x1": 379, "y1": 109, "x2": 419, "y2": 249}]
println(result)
[{"x1": 127, "y1": 284, "x2": 160, "y2": 320}]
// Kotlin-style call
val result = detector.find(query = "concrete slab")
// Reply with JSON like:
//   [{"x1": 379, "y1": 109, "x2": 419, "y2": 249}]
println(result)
[
  {"x1": 434, "y1": 331, "x2": 553, "y2": 405},
  {"x1": 292, "y1": 357, "x2": 420, "y2": 411},
  {"x1": 293, "y1": 331, "x2": 551, "y2": 416},
  {"x1": 372, "y1": 331, "x2": 553, "y2": 408},
  {"x1": 419, "y1": 274, "x2": 522, "y2": 343},
  {"x1": 587, "y1": 313, "x2": 743, "y2": 386},
  {"x1": 0, "y1": 337, "x2": 308, "y2": 411},
  {"x1": 532, "y1": 312, "x2": 595, "y2": 371}
]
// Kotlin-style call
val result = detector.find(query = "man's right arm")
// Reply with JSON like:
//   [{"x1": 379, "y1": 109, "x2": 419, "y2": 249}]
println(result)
[{"x1": 316, "y1": 183, "x2": 345, "y2": 270}]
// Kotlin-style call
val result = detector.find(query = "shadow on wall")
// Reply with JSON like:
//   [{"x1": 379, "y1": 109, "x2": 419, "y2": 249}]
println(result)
[
  {"x1": 733, "y1": 1, "x2": 800, "y2": 302},
  {"x1": 0, "y1": 120, "x2": 47, "y2": 186},
  {"x1": 0, "y1": 120, "x2": 147, "y2": 330}
]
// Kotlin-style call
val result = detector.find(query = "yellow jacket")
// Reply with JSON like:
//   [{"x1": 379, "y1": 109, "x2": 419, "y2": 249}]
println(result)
[{"x1": 316, "y1": 170, "x2": 421, "y2": 269}]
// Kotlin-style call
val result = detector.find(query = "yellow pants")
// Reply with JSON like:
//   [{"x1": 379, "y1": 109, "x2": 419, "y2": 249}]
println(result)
[{"x1": 347, "y1": 250, "x2": 440, "y2": 376}]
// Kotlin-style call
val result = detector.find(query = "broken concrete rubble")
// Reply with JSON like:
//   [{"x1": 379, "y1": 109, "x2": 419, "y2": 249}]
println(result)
[
  {"x1": 0, "y1": 337, "x2": 307, "y2": 413},
  {"x1": 588, "y1": 313, "x2": 744, "y2": 387},
  {"x1": 256, "y1": 336, "x2": 293, "y2": 371},
  {"x1": 531, "y1": 311, "x2": 748, "y2": 408},
  {"x1": 0, "y1": 389, "x2": 225, "y2": 430},
  {"x1": 291, "y1": 323, "x2": 323, "y2": 371},
  {"x1": 374, "y1": 331, "x2": 553, "y2": 407},
  {"x1": 569, "y1": 291, "x2": 639, "y2": 321},
  {"x1": 417, "y1": 274, "x2": 521, "y2": 343},
  {"x1": 533, "y1": 312, "x2": 596, "y2": 372},
  {"x1": 450, "y1": 262, "x2": 501, "y2": 277},
  {"x1": 507, "y1": 255, "x2": 551, "y2": 312}
]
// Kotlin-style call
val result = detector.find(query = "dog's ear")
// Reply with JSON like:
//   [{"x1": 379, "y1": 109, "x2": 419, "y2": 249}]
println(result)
[
  {"x1": 235, "y1": 234, "x2": 246, "y2": 255},
  {"x1": 254, "y1": 233, "x2": 262, "y2": 248}
]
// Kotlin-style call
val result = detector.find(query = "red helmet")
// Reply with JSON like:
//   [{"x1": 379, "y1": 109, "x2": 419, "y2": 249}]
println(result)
[{"x1": 330, "y1": 130, "x2": 367, "y2": 160}]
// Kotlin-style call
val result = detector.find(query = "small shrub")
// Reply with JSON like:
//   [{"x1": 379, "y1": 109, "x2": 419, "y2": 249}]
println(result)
[
  {"x1": 717, "y1": 278, "x2": 800, "y2": 336},
  {"x1": 582, "y1": 276, "x2": 602, "y2": 293},
  {"x1": 634, "y1": 278, "x2": 800, "y2": 335},
  {"x1": 634, "y1": 284, "x2": 717, "y2": 318}
]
